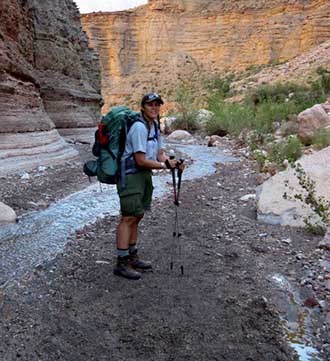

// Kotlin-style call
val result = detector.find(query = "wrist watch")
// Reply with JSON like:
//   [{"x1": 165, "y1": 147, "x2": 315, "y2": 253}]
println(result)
[{"x1": 160, "y1": 162, "x2": 165, "y2": 169}]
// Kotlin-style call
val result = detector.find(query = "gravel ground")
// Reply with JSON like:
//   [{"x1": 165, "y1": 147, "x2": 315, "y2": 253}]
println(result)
[{"x1": 0, "y1": 140, "x2": 329, "y2": 361}]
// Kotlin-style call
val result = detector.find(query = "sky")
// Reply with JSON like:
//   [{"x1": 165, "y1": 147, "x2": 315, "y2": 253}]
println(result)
[{"x1": 74, "y1": 0, "x2": 148, "y2": 13}]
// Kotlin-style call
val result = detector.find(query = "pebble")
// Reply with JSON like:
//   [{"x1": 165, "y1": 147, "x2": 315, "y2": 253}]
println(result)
[
  {"x1": 325, "y1": 280, "x2": 330, "y2": 291},
  {"x1": 259, "y1": 233, "x2": 268, "y2": 238},
  {"x1": 240, "y1": 194, "x2": 256, "y2": 201},
  {"x1": 20, "y1": 172, "x2": 30, "y2": 180},
  {"x1": 281, "y1": 238, "x2": 292, "y2": 245}
]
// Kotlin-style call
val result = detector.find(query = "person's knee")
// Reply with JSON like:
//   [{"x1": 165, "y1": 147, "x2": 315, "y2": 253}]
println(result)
[{"x1": 121, "y1": 215, "x2": 142, "y2": 227}]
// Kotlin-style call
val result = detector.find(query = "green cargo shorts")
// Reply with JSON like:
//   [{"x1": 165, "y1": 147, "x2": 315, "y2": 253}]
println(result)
[{"x1": 117, "y1": 170, "x2": 154, "y2": 216}]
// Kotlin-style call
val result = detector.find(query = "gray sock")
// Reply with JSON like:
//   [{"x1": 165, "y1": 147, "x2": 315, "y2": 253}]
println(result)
[
  {"x1": 117, "y1": 248, "x2": 129, "y2": 258},
  {"x1": 129, "y1": 244, "x2": 137, "y2": 254}
]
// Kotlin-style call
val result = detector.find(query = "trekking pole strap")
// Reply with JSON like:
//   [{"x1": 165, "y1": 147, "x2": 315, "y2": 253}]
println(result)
[
  {"x1": 166, "y1": 156, "x2": 178, "y2": 205},
  {"x1": 176, "y1": 159, "x2": 184, "y2": 205}
]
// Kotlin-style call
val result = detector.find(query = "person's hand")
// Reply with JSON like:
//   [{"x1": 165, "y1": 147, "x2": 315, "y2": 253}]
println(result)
[
  {"x1": 177, "y1": 161, "x2": 185, "y2": 171},
  {"x1": 166, "y1": 158, "x2": 178, "y2": 169}
]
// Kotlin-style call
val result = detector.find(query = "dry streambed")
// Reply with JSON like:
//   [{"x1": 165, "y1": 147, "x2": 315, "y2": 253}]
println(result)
[{"x1": 0, "y1": 142, "x2": 328, "y2": 361}]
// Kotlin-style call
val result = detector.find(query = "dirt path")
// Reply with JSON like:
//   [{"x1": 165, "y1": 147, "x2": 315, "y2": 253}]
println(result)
[{"x1": 0, "y1": 143, "x2": 328, "y2": 361}]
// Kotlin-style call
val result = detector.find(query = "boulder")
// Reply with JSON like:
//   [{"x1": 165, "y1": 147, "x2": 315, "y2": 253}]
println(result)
[
  {"x1": 167, "y1": 130, "x2": 194, "y2": 142},
  {"x1": 257, "y1": 145, "x2": 330, "y2": 227},
  {"x1": 208, "y1": 135, "x2": 223, "y2": 147},
  {"x1": 319, "y1": 226, "x2": 330, "y2": 251},
  {"x1": 160, "y1": 116, "x2": 177, "y2": 134},
  {"x1": 297, "y1": 104, "x2": 330, "y2": 144},
  {"x1": 276, "y1": 120, "x2": 299, "y2": 137},
  {"x1": 0, "y1": 202, "x2": 17, "y2": 225},
  {"x1": 195, "y1": 109, "x2": 214, "y2": 127}
]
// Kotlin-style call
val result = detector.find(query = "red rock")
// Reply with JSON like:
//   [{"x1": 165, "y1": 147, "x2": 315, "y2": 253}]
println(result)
[{"x1": 303, "y1": 297, "x2": 319, "y2": 308}]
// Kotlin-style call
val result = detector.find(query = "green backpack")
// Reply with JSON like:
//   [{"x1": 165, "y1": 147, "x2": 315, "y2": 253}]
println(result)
[{"x1": 83, "y1": 105, "x2": 141, "y2": 184}]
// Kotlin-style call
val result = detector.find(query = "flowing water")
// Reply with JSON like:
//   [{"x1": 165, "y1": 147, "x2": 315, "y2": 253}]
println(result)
[
  {"x1": 0, "y1": 144, "x2": 237, "y2": 287},
  {"x1": 271, "y1": 273, "x2": 323, "y2": 361}
]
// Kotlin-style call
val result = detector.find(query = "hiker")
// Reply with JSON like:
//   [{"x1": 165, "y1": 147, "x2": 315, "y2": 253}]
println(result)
[{"x1": 114, "y1": 92, "x2": 183, "y2": 280}]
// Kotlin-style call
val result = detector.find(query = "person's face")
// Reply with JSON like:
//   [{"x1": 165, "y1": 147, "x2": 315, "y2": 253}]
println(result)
[{"x1": 142, "y1": 101, "x2": 161, "y2": 120}]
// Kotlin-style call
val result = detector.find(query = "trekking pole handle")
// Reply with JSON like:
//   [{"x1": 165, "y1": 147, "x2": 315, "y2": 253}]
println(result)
[
  {"x1": 177, "y1": 158, "x2": 184, "y2": 169},
  {"x1": 165, "y1": 155, "x2": 176, "y2": 169},
  {"x1": 176, "y1": 159, "x2": 184, "y2": 205}
]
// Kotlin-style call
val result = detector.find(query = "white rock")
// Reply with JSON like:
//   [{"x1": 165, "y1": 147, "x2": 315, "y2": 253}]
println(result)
[
  {"x1": 319, "y1": 227, "x2": 330, "y2": 251},
  {"x1": 240, "y1": 194, "x2": 256, "y2": 201},
  {"x1": 20, "y1": 172, "x2": 30, "y2": 180},
  {"x1": 257, "y1": 146, "x2": 330, "y2": 227},
  {"x1": 37, "y1": 166, "x2": 47, "y2": 172},
  {"x1": 167, "y1": 130, "x2": 194, "y2": 141},
  {"x1": 281, "y1": 238, "x2": 292, "y2": 245},
  {"x1": 160, "y1": 116, "x2": 177, "y2": 134},
  {"x1": 195, "y1": 109, "x2": 214, "y2": 125},
  {"x1": 0, "y1": 202, "x2": 17, "y2": 225}
]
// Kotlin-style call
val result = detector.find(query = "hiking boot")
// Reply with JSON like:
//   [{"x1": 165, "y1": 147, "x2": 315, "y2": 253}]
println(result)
[
  {"x1": 129, "y1": 250, "x2": 152, "y2": 270},
  {"x1": 113, "y1": 256, "x2": 141, "y2": 280}
]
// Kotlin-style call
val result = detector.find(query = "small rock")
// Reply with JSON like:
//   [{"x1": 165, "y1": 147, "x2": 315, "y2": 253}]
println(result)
[
  {"x1": 318, "y1": 235, "x2": 330, "y2": 251},
  {"x1": 281, "y1": 238, "x2": 292, "y2": 245},
  {"x1": 259, "y1": 233, "x2": 268, "y2": 238},
  {"x1": 95, "y1": 260, "x2": 110, "y2": 265},
  {"x1": 318, "y1": 300, "x2": 327, "y2": 309},
  {"x1": 37, "y1": 166, "x2": 47, "y2": 172},
  {"x1": 303, "y1": 297, "x2": 319, "y2": 308},
  {"x1": 20, "y1": 171, "x2": 30, "y2": 179},
  {"x1": 240, "y1": 194, "x2": 256, "y2": 201},
  {"x1": 0, "y1": 202, "x2": 17, "y2": 225},
  {"x1": 325, "y1": 280, "x2": 330, "y2": 291}
]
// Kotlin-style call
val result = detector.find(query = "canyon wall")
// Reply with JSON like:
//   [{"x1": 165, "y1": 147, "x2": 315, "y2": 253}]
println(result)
[
  {"x1": 0, "y1": 0, "x2": 102, "y2": 175},
  {"x1": 81, "y1": 0, "x2": 330, "y2": 110}
]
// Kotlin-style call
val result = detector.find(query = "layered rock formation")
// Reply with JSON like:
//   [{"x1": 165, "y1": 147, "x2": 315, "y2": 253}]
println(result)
[
  {"x1": 0, "y1": 0, "x2": 102, "y2": 175},
  {"x1": 81, "y1": 0, "x2": 330, "y2": 110}
]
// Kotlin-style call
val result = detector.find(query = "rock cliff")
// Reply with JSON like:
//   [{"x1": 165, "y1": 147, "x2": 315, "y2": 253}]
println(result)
[
  {"x1": 81, "y1": 0, "x2": 330, "y2": 110},
  {"x1": 0, "y1": 0, "x2": 102, "y2": 175}
]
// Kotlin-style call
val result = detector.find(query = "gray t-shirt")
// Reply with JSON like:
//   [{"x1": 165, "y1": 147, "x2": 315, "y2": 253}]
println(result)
[{"x1": 122, "y1": 119, "x2": 163, "y2": 163}]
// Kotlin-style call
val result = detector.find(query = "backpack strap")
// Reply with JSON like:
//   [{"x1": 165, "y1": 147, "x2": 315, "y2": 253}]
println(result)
[
  {"x1": 147, "y1": 121, "x2": 159, "y2": 141},
  {"x1": 120, "y1": 118, "x2": 160, "y2": 188}
]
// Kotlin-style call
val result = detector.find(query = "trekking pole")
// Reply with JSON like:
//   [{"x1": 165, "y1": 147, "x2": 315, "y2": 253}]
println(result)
[
  {"x1": 166, "y1": 157, "x2": 185, "y2": 275},
  {"x1": 166, "y1": 156, "x2": 177, "y2": 271},
  {"x1": 176, "y1": 160, "x2": 184, "y2": 275}
]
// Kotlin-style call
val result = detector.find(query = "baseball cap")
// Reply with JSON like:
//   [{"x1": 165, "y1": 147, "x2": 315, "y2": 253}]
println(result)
[{"x1": 141, "y1": 93, "x2": 164, "y2": 106}]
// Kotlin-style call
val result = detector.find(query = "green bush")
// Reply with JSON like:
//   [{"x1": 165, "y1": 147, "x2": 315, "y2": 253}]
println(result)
[
  {"x1": 311, "y1": 128, "x2": 330, "y2": 150},
  {"x1": 174, "y1": 82, "x2": 201, "y2": 131},
  {"x1": 206, "y1": 78, "x2": 329, "y2": 139},
  {"x1": 250, "y1": 82, "x2": 300, "y2": 104},
  {"x1": 249, "y1": 82, "x2": 325, "y2": 109},
  {"x1": 172, "y1": 111, "x2": 199, "y2": 132},
  {"x1": 265, "y1": 135, "x2": 303, "y2": 168},
  {"x1": 205, "y1": 101, "x2": 254, "y2": 136},
  {"x1": 253, "y1": 101, "x2": 297, "y2": 132},
  {"x1": 205, "y1": 74, "x2": 234, "y2": 99},
  {"x1": 284, "y1": 162, "x2": 330, "y2": 235}
]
